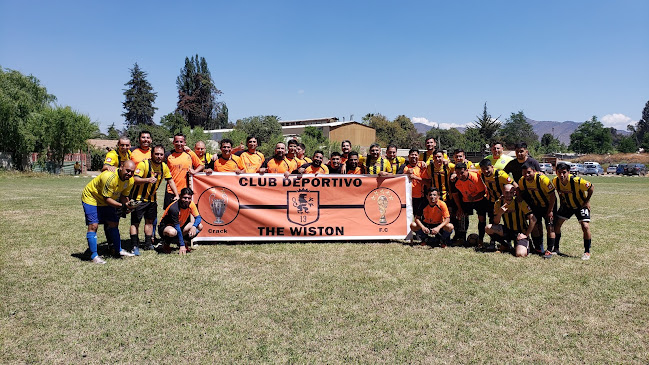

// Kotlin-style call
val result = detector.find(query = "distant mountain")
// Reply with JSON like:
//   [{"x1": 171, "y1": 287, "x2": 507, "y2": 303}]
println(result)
[{"x1": 413, "y1": 120, "x2": 629, "y2": 145}]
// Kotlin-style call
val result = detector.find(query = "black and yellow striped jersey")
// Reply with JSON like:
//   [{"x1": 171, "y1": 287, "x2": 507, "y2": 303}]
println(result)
[
  {"x1": 429, "y1": 161, "x2": 455, "y2": 201},
  {"x1": 518, "y1": 173, "x2": 555, "y2": 208},
  {"x1": 497, "y1": 197, "x2": 533, "y2": 233},
  {"x1": 130, "y1": 160, "x2": 172, "y2": 202},
  {"x1": 553, "y1": 175, "x2": 592, "y2": 210},
  {"x1": 480, "y1": 169, "x2": 513, "y2": 202},
  {"x1": 365, "y1": 157, "x2": 394, "y2": 175}
]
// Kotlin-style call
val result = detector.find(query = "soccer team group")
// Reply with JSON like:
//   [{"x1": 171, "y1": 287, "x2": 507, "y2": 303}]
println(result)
[{"x1": 81, "y1": 131, "x2": 594, "y2": 264}]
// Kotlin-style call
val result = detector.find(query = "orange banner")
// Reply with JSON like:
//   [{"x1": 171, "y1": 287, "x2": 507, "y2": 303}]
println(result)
[{"x1": 191, "y1": 173, "x2": 413, "y2": 241}]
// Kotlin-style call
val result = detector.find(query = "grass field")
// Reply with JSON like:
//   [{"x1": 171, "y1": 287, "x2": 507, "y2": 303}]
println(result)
[{"x1": 1, "y1": 173, "x2": 648, "y2": 363}]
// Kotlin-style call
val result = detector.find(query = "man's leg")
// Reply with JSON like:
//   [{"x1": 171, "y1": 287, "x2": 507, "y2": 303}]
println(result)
[
  {"x1": 143, "y1": 219, "x2": 155, "y2": 250},
  {"x1": 130, "y1": 212, "x2": 141, "y2": 255},
  {"x1": 477, "y1": 214, "x2": 486, "y2": 244},
  {"x1": 578, "y1": 206, "x2": 592, "y2": 260},
  {"x1": 553, "y1": 217, "x2": 567, "y2": 254},
  {"x1": 161, "y1": 225, "x2": 178, "y2": 253}
]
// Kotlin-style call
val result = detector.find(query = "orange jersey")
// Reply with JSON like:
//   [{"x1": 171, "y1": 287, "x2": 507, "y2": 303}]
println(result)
[
  {"x1": 160, "y1": 200, "x2": 200, "y2": 227},
  {"x1": 236, "y1": 150, "x2": 265, "y2": 173},
  {"x1": 130, "y1": 147, "x2": 151, "y2": 165},
  {"x1": 262, "y1": 157, "x2": 297, "y2": 173},
  {"x1": 346, "y1": 166, "x2": 365, "y2": 174},
  {"x1": 209, "y1": 155, "x2": 240, "y2": 172},
  {"x1": 165, "y1": 150, "x2": 203, "y2": 193},
  {"x1": 298, "y1": 163, "x2": 329, "y2": 174},
  {"x1": 402, "y1": 163, "x2": 429, "y2": 198},
  {"x1": 419, "y1": 200, "x2": 450, "y2": 225},
  {"x1": 454, "y1": 171, "x2": 486, "y2": 202}
]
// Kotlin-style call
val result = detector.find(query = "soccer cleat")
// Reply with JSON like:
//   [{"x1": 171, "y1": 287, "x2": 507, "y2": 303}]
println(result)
[
  {"x1": 119, "y1": 249, "x2": 135, "y2": 257},
  {"x1": 543, "y1": 250, "x2": 553, "y2": 259},
  {"x1": 143, "y1": 243, "x2": 155, "y2": 251},
  {"x1": 92, "y1": 256, "x2": 106, "y2": 264},
  {"x1": 132, "y1": 246, "x2": 140, "y2": 256},
  {"x1": 581, "y1": 252, "x2": 591, "y2": 261}
]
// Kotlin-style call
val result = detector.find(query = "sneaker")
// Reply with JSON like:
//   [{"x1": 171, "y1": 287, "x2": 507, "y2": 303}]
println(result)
[
  {"x1": 132, "y1": 246, "x2": 140, "y2": 256},
  {"x1": 92, "y1": 256, "x2": 106, "y2": 264},
  {"x1": 543, "y1": 250, "x2": 553, "y2": 259},
  {"x1": 119, "y1": 249, "x2": 135, "y2": 257},
  {"x1": 143, "y1": 243, "x2": 155, "y2": 251},
  {"x1": 551, "y1": 250, "x2": 560, "y2": 256},
  {"x1": 581, "y1": 252, "x2": 591, "y2": 261}
]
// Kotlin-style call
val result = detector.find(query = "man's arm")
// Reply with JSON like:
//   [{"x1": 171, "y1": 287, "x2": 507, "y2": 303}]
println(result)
[
  {"x1": 414, "y1": 216, "x2": 429, "y2": 234},
  {"x1": 430, "y1": 217, "x2": 450, "y2": 235},
  {"x1": 166, "y1": 178, "x2": 179, "y2": 200},
  {"x1": 523, "y1": 213, "x2": 536, "y2": 238},
  {"x1": 582, "y1": 185, "x2": 594, "y2": 209}
]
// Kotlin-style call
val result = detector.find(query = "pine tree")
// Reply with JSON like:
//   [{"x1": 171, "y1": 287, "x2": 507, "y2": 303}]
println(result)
[
  {"x1": 175, "y1": 55, "x2": 222, "y2": 128},
  {"x1": 122, "y1": 63, "x2": 157, "y2": 126}
]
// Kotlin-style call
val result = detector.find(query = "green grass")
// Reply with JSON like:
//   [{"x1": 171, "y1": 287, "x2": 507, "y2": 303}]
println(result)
[{"x1": 1, "y1": 173, "x2": 648, "y2": 363}]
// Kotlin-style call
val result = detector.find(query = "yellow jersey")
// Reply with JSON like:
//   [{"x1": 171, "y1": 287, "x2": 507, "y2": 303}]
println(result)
[
  {"x1": 130, "y1": 160, "x2": 172, "y2": 202},
  {"x1": 497, "y1": 197, "x2": 532, "y2": 233},
  {"x1": 365, "y1": 157, "x2": 394, "y2": 175},
  {"x1": 518, "y1": 173, "x2": 555, "y2": 208},
  {"x1": 553, "y1": 175, "x2": 592, "y2": 210},
  {"x1": 82, "y1": 170, "x2": 134, "y2": 206},
  {"x1": 429, "y1": 161, "x2": 455, "y2": 201},
  {"x1": 104, "y1": 149, "x2": 131, "y2": 168},
  {"x1": 480, "y1": 169, "x2": 513, "y2": 202}
]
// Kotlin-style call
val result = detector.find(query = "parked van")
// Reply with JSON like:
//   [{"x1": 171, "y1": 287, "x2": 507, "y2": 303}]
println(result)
[{"x1": 584, "y1": 162, "x2": 603, "y2": 176}]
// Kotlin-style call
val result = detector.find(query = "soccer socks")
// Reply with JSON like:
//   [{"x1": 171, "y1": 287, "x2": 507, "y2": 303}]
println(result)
[
  {"x1": 104, "y1": 225, "x2": 112, "y2": 245},
  {"x1": 554, "y1": 233, "x2": 561, "y2": 253},
  {"x1": 87, "y1": 232, "x2": 98, "y2": 259},
  {"x1": 584, "y1": 239, "x2": 591, "y2": 253},
  {"x1": 478, "y1": 221, "x2": 486, "y2": 242},
  {"x1": 130, "y1": 234, "x2": 139, "y2": 249},
  {"x1": 107, "y1": 227, "x2": 122, "y2": 254},
  {"x1": 546, "y1": 237, "x2": 555, "y2": 253},
  {"x1": 144, "y1": 234, "x2": 153, "y2": 248},
  {"x1": 532, "y1": 235, "x2": 543, "y2": 252}
]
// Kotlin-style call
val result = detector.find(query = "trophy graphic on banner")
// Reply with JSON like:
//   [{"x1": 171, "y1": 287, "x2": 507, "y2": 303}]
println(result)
[
  {"x1": 209, "y1": 188, "x2": 228, "y2": 224},
  {"x1": 377, "y1": 194, "x2": 389, "y2": 224}
]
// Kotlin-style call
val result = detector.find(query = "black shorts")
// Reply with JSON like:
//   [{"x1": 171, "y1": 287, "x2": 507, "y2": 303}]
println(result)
[
  {"x1": 460, "y1": 199, "x2": 490, "y2": 216},
  {"x1": 163, "y1": 191, "x2": 176, "y2": 209},
  {"x1": 495, "y1": 225, "x2": 529, "y2": 248},
  {"x1": 531, "y1": 204, "x2": 557, "y2": 227},
  {"x1": 130, "y1": 201, "x2": 158, "y2": 224},
  {"x1": 557, "y1": 206, "x2": 591, "y2": 222},
  {"x1": 412, "y1": 197, "x2": 426, "y2": 217},
  {"x1": 484, "y1": 200, "x2": 496, "y2": 219}
]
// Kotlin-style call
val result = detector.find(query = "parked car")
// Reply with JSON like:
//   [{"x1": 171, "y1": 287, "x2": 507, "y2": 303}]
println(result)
[
  {"x1": 584, "y1": 162, "x2": 603, "y2": 176},
  {"x1": 606, "y1": 164, "x2": 618, "y2": 174},
  {"x1": 539, "y1": 163, "x2": 554, "y2": 174},
  {"x1": 624, "y1": 163, "x2": 647, "y2": 176},
  {"x1": 569, "y1": 163, "x2": 579, "y2": 175},
  {"x1": 616, "y1": 164, "x2": 627, "y2": 175}
]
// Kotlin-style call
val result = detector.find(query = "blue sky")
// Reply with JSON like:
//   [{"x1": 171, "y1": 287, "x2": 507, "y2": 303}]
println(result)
[{"x1": 1, "y1": 0, "x2": 647, "y2": 133}]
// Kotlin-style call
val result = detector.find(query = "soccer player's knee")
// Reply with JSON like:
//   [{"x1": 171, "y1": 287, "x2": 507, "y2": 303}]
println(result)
[
  {"x1": 444, "y1": 223, "x2": 454, "y2": 232},
  {"x1": 88, "y1": 223, "x2": 99, "y2": 232},
  {"x1": 163, "y1": 227, "x2": 177, "y2": 237},
  {"x1": 485, "y1": 224, "x2": 494, "y2": 234},
  {"x1": 410, "y1": 222, "x2": 420, "y2": 231},
  {"x1": 106, "y1": 221, "x2": 119, "y2": 228}
]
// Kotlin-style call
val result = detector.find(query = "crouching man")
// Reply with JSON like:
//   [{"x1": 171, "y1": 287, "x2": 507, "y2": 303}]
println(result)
[
  {"x1": 411, "y1": 188, "x2": 454, "y2": 247},
  {"x1": 159, "y1": 188, "x2": 203, "y2": 255},
  {"x1": 485, "y1": 184, "x2": 537, "y2": 257}
]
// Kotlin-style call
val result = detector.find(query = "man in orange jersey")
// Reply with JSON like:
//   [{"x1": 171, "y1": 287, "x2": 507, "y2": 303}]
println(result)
[
  {"x1": 295, "y1": 143, "x2": 312, "y2": 166},
  {"x1": 159, "y1": 188, "x2": 202, "y2": 255},
  {"x1": 129, "y1": 145, "x2": 179, "y2": 253},
  {"x1": 485, "y1": 184, "x2": 537, "y2": 257},
  {"x1": 400, "y1": 149, "x2": 430, "y2": 216},
  {"x1": 340, "y1": 140, "x2": 352, "y2": 164},
  {"x1": 327, "y1": 152, "x2": 343, "y2": 174},
  {"x1": 284, "y1": 139, "x2": 300, "y2": 169},
  {"x1": 130, "y1": 130, "x2": 152, "y2": 165},
  {"x1": 453, "y1": 162, "x2": 489, "y2": 245},
  {"x1": 259, "y1": 142, "x2": 297, "y2": 176},
  {"x1": 294, "y1": 150, "x2": 329, "y2": 175},
  {"x1": 164, "y1": 133, "x2": 204, "y2": 209},
  {"x1": 205, "y1": 139, "x2": 242, "y2": 173},
  {"x1": 235, "y1": 136, "x2": 265, "y2": 173},
  {"x1": 345, "y1": 151, "x2": 365, "y2": 174},
  {"x1": 193, "y1": 141, "x2": 212, "y2": 166},
  {"x1": 411, "y1": 188, "x2": 454, "y2": 247}
]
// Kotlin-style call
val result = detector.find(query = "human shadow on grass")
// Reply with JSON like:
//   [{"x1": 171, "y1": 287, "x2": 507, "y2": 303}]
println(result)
[{"x1": 71, "y1": 241, "x2": 115, "y2": 262}]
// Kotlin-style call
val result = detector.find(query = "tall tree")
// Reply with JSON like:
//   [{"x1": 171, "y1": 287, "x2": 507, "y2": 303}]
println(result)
[
  {"x1": 500, "y1": 110, "x2": 538, "y2": 147},
  {"x1": 233, "y1": 115, "x2": 283, "y2": 148},
  {"x1": 470, "y1": 102, "x2": 501, "y2": 145},
  {"x1": 107, "y1": 123, "x2": 121, "y2": 139},
  {"x1": 40, "y1": 106, "x2": 99, "y2": 166},
  {"x1": 628, "y1": 100, "x2": 649, "y2": 150},
  {"x1": 160, "y1": 112, "x2": 189, "y2": 134},
  {"x1": 569, "y1": 116, "x2": 613, "y2": 154},
  {"x1": 539, "y1": 133, "x2": 565, "y2": 154},
  {"x1": 0, "y1": 67, "x2": 56, "y2": 169},
  {"x1": 122, "y1": 63, "x2": 157, "y2": 126},
  {"x1": 176, "y1": 55, "x2": 223, "y2": 128}
]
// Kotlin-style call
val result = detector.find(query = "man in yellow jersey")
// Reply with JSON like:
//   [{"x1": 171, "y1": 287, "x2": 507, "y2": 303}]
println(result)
[
  {"x1": 452, "y1": 148, "x2": 474, "y2": 170},
  {"x1": 102, "y1": 136, "x2": 132, "y2": 172},
  {"x1": 519, "y1": 162, "x2": 557, "y2": 258},
  {"x1": 159, "y1": 188, "x2": 202, "y2": 255},
  {"x1": 485, "y1": 184, "x2": 537, "y2": 257},
  {"x1": 552, "y1": 162, "x2": 594, "y2": 260},
  {"x1": 130, "y1": 130, "x2": 152, "y2": 165},
  {"x1": 411, "y1": 188, "x2": 454, "y2": 247},
  {"x1": 365, "y1": 143, "x2": 393, "y2": 176},
  {"x1": 164, "y1": 133, "x2": 204, "y2": 209},
  {"x1": 235, "y1": 136, "x2": 265, "y2": 173},
  {"x1": 296, "y1": 143, "x2": 312, "y2": 165},
  {"x1": 193, "y1": 141, "x2": 212, "y2": 166},
  {"x1": 385, "y1": 144, "x2": 407, "y2": 173},
  {"x1": 81, "y1": 160, "x2": 136, "y2": 264},
  {"x1": 294, "y1": 150, "x2": 329, "y2": 175},
  {"x1": 479, "y1": 158, "x2": 515, "y2": 224},
  {"x1": 400, "y1": 149, "x2": 430, "y2": 217},
  {"x1": 205, "y1": 139, "x2": 242, "y2": 173},
  {"x1": 326, "y1": 152, "x2": 343, "y2": 174},
  {"x1": 485, "y1": 141, "x2": 513, "y2": 170},
  {"x1": 345, "y1": 151, "x2": 365, "y2": 174},
  {"x1": 259, "y1": 142, "x2": 296, "y2": 177},
  {"x1": 420, "y1": 137, "x2": 448, "y2": 165},
  {"x1": 129, "y1": 145, "x2": 179, "y2": 254}
]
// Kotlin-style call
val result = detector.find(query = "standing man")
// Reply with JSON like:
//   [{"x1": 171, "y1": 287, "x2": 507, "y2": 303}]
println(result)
[
  {"x1": 345, "y1": 151, "x2": 365, "y2": 174},
  {"x1": 485, "y1": 184, "x2": 537, "y2": 257},
  {"x1": 365, "y1": 143, "x2": 394, "y2": 176},
  {"x1": 193, "y1": 141, "x2": 212, "y2": 166},
  {"x1": 452, "y1": 163, "x2": 489, "y2": 244},
  {"x1": 159, "y1": 188, "x2": 203, "y2": 255},
  {"x1": 518, "y1": 162, "x2": 557, "y2": 258},
  {"x1": 129, "y1": 145, "x2": 179, "y2": 254},
  {"x1": 205, "y1": 139, "x2": 242, "y2": 173},
  {"x1": 340, "y1": 140, "x2": 353, "y2": 164},
  {"x1": 235, "y1": 136, "x2": 265, "y2": 173},
  {"x1": 479, "y1": 159, "x2": 515, "y2": 223},
  {"x1": 295, "y1": 143, "x2": 312, "y2": 165},
  {"x1": 401, "y1": 149, "x2": 430, "y2": 216},
  {"x1": 259, "y1": 142, "x2": 297, "y2": 175},
  {"x1": 81, "y1": 160, "x2": 137, "y2": 264},
  {"x1": 504, "y1": 142, "x2": 541, "y2": 182},
  {"x1": 552, "y1": 162, "x2": 594, "y2": 260},
  {"x1": 164, "y1": 133, "x2": 204, "y2": 209},
  {"x1": 294, "y1": 150, "x2": 329, "y2": 175},
  {"x1": 326, "y1": 152, "x2": 343, "y2": 174},
  {"x1": 420, "y1": 137, "x2": 448, "y2": 165},
  {"x1": 102, "y1": 136, "x2": 131, "y2": 172},
  {"x1": 453, "y1": 149, "x2": 474, "y2": 170},
  {"x1": 285, "y1": 139, "x2": 300, "y2": 169},
  {"x1": 130, "y1": 130, "x2": 152, "y2": 165},
  {"x1": 74, "y1": 161, "x2": 82, "y2": 175},
  {"x1": 385, "y1": 144, "x2": 407, "y2": 173},
  {"x1": 411, "y1": 188, "x2": 454, "y2": 247},
  {"x1": 485, "y1": 141, "x2": 514, "y2": 170}
]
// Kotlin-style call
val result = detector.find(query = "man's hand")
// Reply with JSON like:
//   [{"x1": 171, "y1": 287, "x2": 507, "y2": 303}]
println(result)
[
  {"x1": 188, "y1": 168, "x2": 198, "y2": 175},
  {"x1": 173, "y1": 195, "x2": 179, "y2": 201},
  {"x1": 188, "y1": 226, "x2": 197, "y2": 238},
  {"x1": 183, "y1": 145, "x2": 191, "y2": 153},
  {"x1": 204, "y1": 168, "x2": 213, "y2": 175},
  {"x1": 179, "y1": 246, "x2": 187, "y2": 255},
  {"x1": 496, "y1": 204, "x2": 508, "y2": 215},
  {"x1": 259, "y1": 168, "x2": 267, "y2": 175},
  {"x1": 430, "y1": 227, "x2": 440, "y2": 236},
  {"x1": 516, "y1": 233, "x2": 527, "y2": 241},
  {"x1": 422, "y1": 226, "x2": 430, "y2": 235},
  {"x1": 456, "y1": 210, "x2": 465, "y2": 219}
]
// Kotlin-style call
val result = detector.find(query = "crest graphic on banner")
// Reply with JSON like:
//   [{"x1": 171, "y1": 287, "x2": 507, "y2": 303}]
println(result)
[{"x1": 287, "y1": 188, "x2": 319, "y2": 226}]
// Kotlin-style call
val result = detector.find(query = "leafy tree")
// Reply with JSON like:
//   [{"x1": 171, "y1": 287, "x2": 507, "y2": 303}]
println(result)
[
  {"x1": 539, "y1": 133, "x2": 565, "y2": 154},
  {"x1": 181, "y1": 126, "x2": 212, "y2": 153},
  {"x1": 107, "y1": 123, "x2": 121, "y2": 139},
  {"x1": 463, "y1": 126, "x2": 488, "y2": 153},
  {"x1": 628, "y1": 100, "x2": 649, "y2": 150},
  {"x1": 214, "y1": 102, "x2": 229, "y2": 129},
  {"x1": 427, "y1": 128, "x2": 465, "y2": 151},
  {"x1": 500, "y1": 111, "x2": 538, "y2": 148},
  {"x1": 160, "y1": 111, "x2": 189, "y2": 134},
  {"x1": 122, "y1": 63, "x2": 157, "y2": 126},
  {"x1": 470, "y1": 102, "x2": 501, "y2": 146},
  {"x1": 364, "y1": 113, "x2": 423, "y2": 148},
  {"x1": 0, "y1": 67, "x2": 56, "y2": 169},
  {"x1": 234, "y1": 115, "x2": 282, "y2": 147},
  {"x1": 222, "y1": 128, "x2": 247, "y2": 149},
  {"x1": 617, "y1": 136, "x2": 637, "y2": 153},
  {"x1": 125, "y1": 123, "x2": 172, "y2": 151},
  {"x1": 176, "y1": 55, "x2": 223, "y2": 128},
  {"x1": 366, "y1": 113, "x2": 394, "y2": 146},
  {"x1": 569, "y1": 116, "x2": 613, "y2": 154},
  {"x1": 40, "y1": 106, "x2": 99, "y2": 166}
]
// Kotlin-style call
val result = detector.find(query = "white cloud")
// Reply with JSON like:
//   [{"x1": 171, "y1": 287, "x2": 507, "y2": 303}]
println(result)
[
  {"x1": 601, "y1": 113, "x2": 636, "y2": 130},
  {"x1": 412, "y1": 117, "x2": 467, "y2": 130}
]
